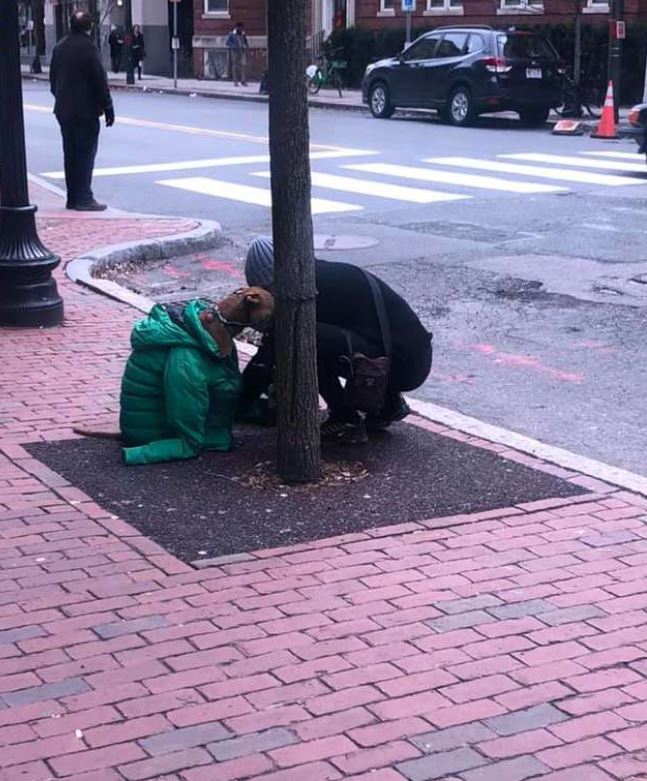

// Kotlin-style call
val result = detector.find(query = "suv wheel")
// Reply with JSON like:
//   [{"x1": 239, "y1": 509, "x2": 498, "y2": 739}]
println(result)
[
  {"x1": 519, "y1": 107, "x2": 550, "y2": 127},
  {"x1": 369, "y1": 82, "x2": 394, "y2": 119},
  {"x1": 448, "y1": 86, "x2": 475, "y2": 127}
]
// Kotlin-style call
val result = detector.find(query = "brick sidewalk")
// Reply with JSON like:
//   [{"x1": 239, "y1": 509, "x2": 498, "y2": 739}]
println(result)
[{"x1": 2, "y1": 186, "x2": 647, "y2": 781}]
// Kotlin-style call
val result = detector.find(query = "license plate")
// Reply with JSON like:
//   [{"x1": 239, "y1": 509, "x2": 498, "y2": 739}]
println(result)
[{"x1": 526, "y1": 68, "x2": 542, "y2": 79}]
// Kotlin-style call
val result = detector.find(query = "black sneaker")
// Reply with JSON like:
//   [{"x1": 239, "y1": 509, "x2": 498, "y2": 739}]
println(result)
[
  {"x1": 73, "y1": 200, "x2": 108, "y2": 212},
  {"x1": 366, "y1": 395, "x2": 411, "y2": 431},
  {"x1": 321, "y1": 418, "x2": 368, "y2": 446}
]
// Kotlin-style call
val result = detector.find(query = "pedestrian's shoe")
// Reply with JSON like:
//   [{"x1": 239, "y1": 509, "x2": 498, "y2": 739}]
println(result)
[
  {"x1": 73, "y1": 200, "x2": 108, "y2": 212},
  {"x1": 321, "y1": 418, "x2": 368, "y2": 446},
  {"x1": 242, "y1": 81, "x2": 248, "y2": 86},
  {"x1": 65, "y1": 202, "x2": 77, "y2": 210},
  {"x1": 365, "y1": 395, "x2": 411, "y2": 431}
]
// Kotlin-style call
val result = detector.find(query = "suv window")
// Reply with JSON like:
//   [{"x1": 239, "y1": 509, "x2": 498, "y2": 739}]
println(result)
[
  {"x1": 466, "y1": 33, "x2": 485, "y2": 54},
  {"x1": 437, "y1": 32, "x2": 468, "y2": 58},
  {"x1": 402, "y1": 36, "x2": 439, "y2": 61},
  {"x1": 497, "y1": 34, "x2": 558, "y2": 60}
]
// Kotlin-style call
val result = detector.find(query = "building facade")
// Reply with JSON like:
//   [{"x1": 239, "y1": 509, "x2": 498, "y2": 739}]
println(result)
[
  {"x1": 41, "y1": 0, "x2": 193, "y2": 77},
  {"x1": 192, "y1": 0, "x2": 646, "y2": 80}
]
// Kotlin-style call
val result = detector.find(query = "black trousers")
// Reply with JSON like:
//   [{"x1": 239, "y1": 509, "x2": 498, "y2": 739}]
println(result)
[
  {"x1": 57, "y1": 116, "x2": 100, "y2": 207},
  {"x1": 111, "y1": 52, "x2": 122, "y2": 73}
]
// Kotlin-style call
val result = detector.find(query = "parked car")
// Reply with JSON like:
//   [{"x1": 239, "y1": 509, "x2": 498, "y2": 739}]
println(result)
[
  {"x1": 626, "y1": 103, "x2": 647, "y2": 159},
  {"x1": 362, "y1": 25, "x2": 564, "y2": 127}
]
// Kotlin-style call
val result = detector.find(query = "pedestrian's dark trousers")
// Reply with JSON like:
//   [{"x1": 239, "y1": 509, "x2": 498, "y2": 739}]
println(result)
[
  {"x1": 111, "y1": 53, "x2": 121, "y2": 72},
  {"x1": 57, "y1": 116, "x2": 100, "y2": 207}
]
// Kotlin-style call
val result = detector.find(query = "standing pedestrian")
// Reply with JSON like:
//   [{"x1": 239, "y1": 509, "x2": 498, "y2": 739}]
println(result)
[
  {"x1": 130, "y1": 25, "x2": 145, "y2": 80},
  {"x1": 226, "y1": 21, "x2": 248, "y2": 86},
  {"x1": 49, "y1": 11, "x2": 114, "y2": 211},
  {"x1": 108, "y1": 25, "x2": 123, "y2": 73}
]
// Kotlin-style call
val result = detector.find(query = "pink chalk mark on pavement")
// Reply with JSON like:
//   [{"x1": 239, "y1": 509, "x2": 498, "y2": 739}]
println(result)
[
  {"x1": 471, "y1": 343, "x2": 584, "y2": 383},
  {"x1": 572, "y1": 339, "x2": 615, "y2": 353},
  {"x1": 162, "y1": 264, "x2": 192, "y2": 279},
  {"x1": 200, "y1": 258, "x2": 243, "y2": 278}
]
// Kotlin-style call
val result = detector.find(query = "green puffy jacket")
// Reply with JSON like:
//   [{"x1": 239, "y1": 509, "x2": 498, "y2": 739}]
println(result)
[{"x1": 119, "y1": 300, "x2": 240, "y2": 466}]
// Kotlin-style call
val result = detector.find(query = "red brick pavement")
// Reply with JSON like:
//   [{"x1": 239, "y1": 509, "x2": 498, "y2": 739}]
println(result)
[{"x1": 1, "y1": 187, "x2": 647, "y2": 780}]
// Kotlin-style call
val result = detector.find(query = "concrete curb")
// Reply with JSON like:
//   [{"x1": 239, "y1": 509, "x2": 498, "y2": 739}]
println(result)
[{"x1": 65, "y1": 218, "x2": 223, "y2": 314}]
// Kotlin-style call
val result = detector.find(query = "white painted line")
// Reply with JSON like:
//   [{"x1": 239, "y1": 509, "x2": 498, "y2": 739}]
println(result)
[
  {"x1": 584, "y1": 151, "x2": 646, "y2": 161},
  {"x1": 345, "y1": 162, "x2": 567, "y2": 194},
  {"x1": 425, "y1": 156, "x2": 647, "y2": 187},
  {"x1": 156, "y1": 176, "x2": 362, "y2": 215},
  {"x1": 24, "y1": 103, "x2": 377, "y2": 156},
  {"x1": 407, "y1": 397, "x2": 647, "y2": 496},
  {"x1": 503, "y1": 152, "x2": 647, "y2": 174},
  {"x1": 252, "y1": 171, "x2": 469, "y2": 204},
  {"x1": 40, "y1": 150, "x2": 378, "y2": 180}
]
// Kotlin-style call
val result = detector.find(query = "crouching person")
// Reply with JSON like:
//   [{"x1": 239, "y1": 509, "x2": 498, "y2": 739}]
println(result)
[
  {"x1": 119, "y1": 289, "x2": 273, "y2": 465},
  {"x1": 240, "y1": 237, "x2": 433, "y2": 445}
]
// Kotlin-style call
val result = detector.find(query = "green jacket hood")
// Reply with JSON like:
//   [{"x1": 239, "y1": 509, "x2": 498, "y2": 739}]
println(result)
[{"x1": 130, "y1": 300, "x2": 221, "y2": 358}]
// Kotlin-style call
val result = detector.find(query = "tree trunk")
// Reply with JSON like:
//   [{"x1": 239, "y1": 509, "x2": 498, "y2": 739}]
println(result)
[
  {"x1": 573, "y1": 3, "x2": 582, "y2": 88},
  {"x1": 267, "y1": 0, "x2": 321, "y2": 484}
]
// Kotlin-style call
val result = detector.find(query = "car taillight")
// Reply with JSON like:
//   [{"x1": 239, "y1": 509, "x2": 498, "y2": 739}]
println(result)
[{"x1": 483, "y1": 57, "x2": 511, "y2": 74}]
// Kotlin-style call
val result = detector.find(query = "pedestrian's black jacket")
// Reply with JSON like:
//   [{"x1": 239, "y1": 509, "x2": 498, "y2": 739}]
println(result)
[
  {"x1": 240, "y1": 259, "x2": 433, "y2": 408},
  {"x1": 50, "y1": 30, "x2": 113, "y2": 119}
]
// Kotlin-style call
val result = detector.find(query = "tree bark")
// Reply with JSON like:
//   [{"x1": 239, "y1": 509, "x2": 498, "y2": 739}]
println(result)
[{"x1": 267, "y1": 0, "x2": 321, "y2": 484}]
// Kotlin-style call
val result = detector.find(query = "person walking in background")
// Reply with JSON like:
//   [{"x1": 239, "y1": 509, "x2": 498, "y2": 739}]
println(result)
[
  {"x1": 49, "y1": 10, "x2": 114, "y2": 212},
  {"x1": 130, "y1": 25, "x2": 145, "y2": 80},
  {"x1": 108, "y1": 25, "x2": 123, "y2": 73},
  {"x1": 226, "y1": 22, "x2": 248, "y2": 86}
]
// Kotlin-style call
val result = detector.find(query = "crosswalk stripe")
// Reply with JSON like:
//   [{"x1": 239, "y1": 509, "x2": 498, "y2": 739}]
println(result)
[
  {"x1": 41, "y1": 150, "x2": 375, "y2": 180},
  {"x1": 424, "y1": 157, "x2": 647, "y2": 187},
  {"x1": 252, "y1": 171, "x2": 469, "y2": 204},
  {"x1": 583, "y1": 151, "x2": 646, "y2": 161},
  {"x1": 502, "y1": 152, "x2": 647, "y2": 174},
  {"x1": 155, "y1": 176, "x2": 361, "y2": 215},
  {"x1": 344, "y1": 162, "x2": 566, "y2": 194}
]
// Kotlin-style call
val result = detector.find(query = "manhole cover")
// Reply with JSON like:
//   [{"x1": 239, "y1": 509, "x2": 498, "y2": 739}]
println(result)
[{"x1": 313, "y1": 234, "x2": 379, "y2": 251}]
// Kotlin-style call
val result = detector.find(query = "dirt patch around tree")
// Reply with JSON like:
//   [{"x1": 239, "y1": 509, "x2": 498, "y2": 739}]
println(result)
[{"x1": 27, "y1": 420, "x2": 584, "y2": 564}]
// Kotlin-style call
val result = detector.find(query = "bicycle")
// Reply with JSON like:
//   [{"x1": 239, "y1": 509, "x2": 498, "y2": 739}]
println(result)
[
  {"x1": 306, "y1": 48, "x2": 346, "y2": 98},
  {"x1": 555, "y1": 70, "x2": 603, "y2": 119}
]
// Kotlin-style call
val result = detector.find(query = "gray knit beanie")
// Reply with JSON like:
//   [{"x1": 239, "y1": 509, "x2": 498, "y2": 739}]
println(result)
[{"x1": 245, "y1": 236, "x2": 275, "y2": 288}]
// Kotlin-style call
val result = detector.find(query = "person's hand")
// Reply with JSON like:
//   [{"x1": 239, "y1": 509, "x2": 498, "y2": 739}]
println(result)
[{"x1": 105, "y1": 106, "x2": 115, "y2": 127}]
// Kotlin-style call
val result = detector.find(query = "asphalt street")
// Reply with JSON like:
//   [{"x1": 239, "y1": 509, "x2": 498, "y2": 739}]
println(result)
[{"x1": 22, "y1": 80, "x2": 647, "y2": 475}]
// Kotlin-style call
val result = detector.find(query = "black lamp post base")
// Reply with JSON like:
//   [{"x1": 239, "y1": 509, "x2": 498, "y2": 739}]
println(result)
[{"x1": 0, "y1": 205, "x2": 64, "y2": 328}]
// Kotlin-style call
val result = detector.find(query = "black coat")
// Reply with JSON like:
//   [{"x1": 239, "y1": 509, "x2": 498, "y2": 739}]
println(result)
[
  {"x1": 50, "y1": 30, "x2": 113, "y2": 119},
  {"x1": 241, "y1": 260, "x2": 433, "y2": 401}
]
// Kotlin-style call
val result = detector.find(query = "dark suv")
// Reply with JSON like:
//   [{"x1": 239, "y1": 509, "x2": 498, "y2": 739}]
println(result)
[{"x1": 362, "y1": 26, "x2": 564, "y2": 127}]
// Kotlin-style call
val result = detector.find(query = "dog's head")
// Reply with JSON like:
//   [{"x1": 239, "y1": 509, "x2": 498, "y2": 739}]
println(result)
[{"x1": 199, "y1": 287, "x2": 274, "y2": 357}]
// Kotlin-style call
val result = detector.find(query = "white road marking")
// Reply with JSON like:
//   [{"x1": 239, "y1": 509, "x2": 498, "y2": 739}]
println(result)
[
  {"x1": 252, "y1": 171, "x2": 470, "y2": 204},
  {"x1": 503, "y1": 152, "x2": 647, "y2": 174},
  {"x1": 345, "y1": 162, "x2": 566, "y2": 193},
  {"x1": 24, "y1": 103, "x2": 376, "y2": 156},
  {"x1": 584, "y1": 151, "x2": 646, "y2": 161},
  {"x1": 156, "y1": 176, "x2": 361, "y2": 214},
  {"x1": 41, "y1": 149, "x2": 375, "y2": 180},
  {"x1": 425, "y1": 156, "x2": 647, "y2": 187}
]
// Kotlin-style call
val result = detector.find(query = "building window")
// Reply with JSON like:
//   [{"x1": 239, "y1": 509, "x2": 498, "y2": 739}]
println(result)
[
  {"x1": 499, "y1": 0, "x2": 543, "y2": 9},
  {"x1": 379, "y1": 0, "x2": 395, "y2": 12},
  {"x1": 204, "y1": 0, "x2": 229, "y2": 14},
  {"x1": 426, "y1": 0, "x2": 463, "y2": 10}
]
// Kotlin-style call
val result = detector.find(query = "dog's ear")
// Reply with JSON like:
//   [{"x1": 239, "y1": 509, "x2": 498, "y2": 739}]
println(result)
[{"x1": 243, "y1": 291, "x2": 264, "y2": 307}]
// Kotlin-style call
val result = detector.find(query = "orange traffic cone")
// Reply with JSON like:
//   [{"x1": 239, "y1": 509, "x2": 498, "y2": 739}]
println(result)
[{"x1": 592, "y1": 81, "x2": 618, "y2": 139}]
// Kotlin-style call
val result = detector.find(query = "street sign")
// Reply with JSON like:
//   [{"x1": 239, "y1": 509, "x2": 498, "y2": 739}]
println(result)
[
  {"x1": 171, "y1": 37, "x2": 180, "y2": 50},
  {"x1": 616, "y1": 20, "x2": 626, "y2": 39},
  {"x1": 402, "y1": 0, "x2": 416, "y2": 10}
]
